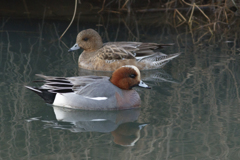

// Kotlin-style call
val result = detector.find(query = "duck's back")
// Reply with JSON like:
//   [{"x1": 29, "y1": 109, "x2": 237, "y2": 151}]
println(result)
[{"x1": 75, "y1": 79, "x2": 122, "y2": 97}]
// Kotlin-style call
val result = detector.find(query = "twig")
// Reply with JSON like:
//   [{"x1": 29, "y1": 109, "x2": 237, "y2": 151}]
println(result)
[
  {"x1": 121, "y1": 0, "x2": 130, "y2": 9},
  {"x1": 59, "y1": 0, "x2": 78, "y2": 40},
  {"x1": 121, "y1": 19, "x2": 138, "y2": 40},
  {"x1": 182, "y1": 0, "x2": 210, "y2": 23},
  {"x1": 194, "y1": 31, "x2": 209, "y2": 44},
  {"x1": 193, "y1": 21, "x2": 228, "y2": 31},
  {"x1": 174, "y1": 9, "x2": 187, "y2": 27},
  {"x1": 224, "y1": 9, "x2": 228, "y2": 23},
  {"x1": 98, "y1": 0, "x2": 106, "y2": 13},
  {"x1": 23, "y1": 0, "x2": 31, "y2": 21},
  {"x1": 208, "y1": 26, "x2": 213, "y2": 35},
  {"x1": 60, "y1": 41, "x2": 69, "y2": 49},
  {"x1": 195, "y1": 4, "x2": 210, "y2": 22},
  {"x1": 176, "y1": 21, "x2": 186, "y2": 28},
  {"x1": 189, "y1": 3, "x2": 195, "y2": 24},
  {"x1": 230, "y1": 0, "x2": 238, "y2": 9},
  {"x1": 174, "y1": 9, "x2": 187, "y2": 22}
]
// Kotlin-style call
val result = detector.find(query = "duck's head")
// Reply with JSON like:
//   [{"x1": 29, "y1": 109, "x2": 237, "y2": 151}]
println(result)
[
  {"x1": 110, "y1": 65, "x2": 151, "y2": 90},
  {"x1": 68, "y1": 29, "x2": 103, "y2": 52}
]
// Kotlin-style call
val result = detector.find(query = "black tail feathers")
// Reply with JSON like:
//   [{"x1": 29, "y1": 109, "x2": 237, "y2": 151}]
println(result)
[{"x1": 25, "y1": 86, "x2": 56, "y2": 104}]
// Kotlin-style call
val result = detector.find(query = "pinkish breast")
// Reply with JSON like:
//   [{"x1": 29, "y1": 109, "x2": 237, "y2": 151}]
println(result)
[{"x1": 115, "y1": 90, "x2": 141, "y2": 109}]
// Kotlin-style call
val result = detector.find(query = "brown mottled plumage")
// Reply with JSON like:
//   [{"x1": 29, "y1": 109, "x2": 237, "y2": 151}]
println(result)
[{"x1": 69, "y1": 29, "x2": 181, "y2": 71}]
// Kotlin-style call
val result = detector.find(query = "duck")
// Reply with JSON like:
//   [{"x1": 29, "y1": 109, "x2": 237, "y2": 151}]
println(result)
[
  {"x1": 68, "y1": 28, "x2": 181, "y2": 71},
  {"x1": 25, "y1": 65, "x2": 150, "y2": 110}
]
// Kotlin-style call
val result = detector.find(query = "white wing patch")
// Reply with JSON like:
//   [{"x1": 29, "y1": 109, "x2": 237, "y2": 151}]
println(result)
[
  {"x1": 83, "y1": 96, "x2": 108, "y2": 100},
  {"x1": 90, "y1": 119, "x2": 107, "y2": 121}
]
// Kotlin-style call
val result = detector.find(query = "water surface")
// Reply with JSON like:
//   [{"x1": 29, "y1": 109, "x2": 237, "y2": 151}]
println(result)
[{"x1": 0, "y1": 16, "x2": 240, "y2": 160}]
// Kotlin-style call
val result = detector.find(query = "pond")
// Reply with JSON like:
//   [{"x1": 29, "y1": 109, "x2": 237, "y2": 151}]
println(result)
[{"x1": 0, "y1": 14, "x2": 240, "y2": 160}]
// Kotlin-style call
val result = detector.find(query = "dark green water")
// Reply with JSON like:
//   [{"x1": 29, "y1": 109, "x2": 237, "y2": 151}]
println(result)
[{"x1": 0, "y1": 17, "x2": 240, "y2": 160}]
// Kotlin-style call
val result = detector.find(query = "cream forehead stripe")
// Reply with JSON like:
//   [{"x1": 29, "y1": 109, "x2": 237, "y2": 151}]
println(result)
[{"x1": 121, "y1": 65, "x2": 141, "y2": 79}]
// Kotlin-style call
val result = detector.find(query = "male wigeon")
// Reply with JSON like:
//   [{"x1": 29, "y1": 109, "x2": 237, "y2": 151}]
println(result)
[
  {"x1": 68, "y1": 28, "x2": 181, "y2": 71},
  {"x1": 25, "y1": 65, "x2": 150, "y2": 110}
]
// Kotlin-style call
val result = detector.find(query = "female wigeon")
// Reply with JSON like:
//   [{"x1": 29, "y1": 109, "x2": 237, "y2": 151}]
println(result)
[
  {"x1": 25, "y1": 65, "x2": 150, "y2": 110},
  {"x1": 69, "y1": 28, "x2": 181, "y2": 71}
]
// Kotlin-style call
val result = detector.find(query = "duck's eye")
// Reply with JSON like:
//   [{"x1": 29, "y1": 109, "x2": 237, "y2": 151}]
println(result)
[
  {"x1": 83, "y1": 37, "x2": 88, "y2": 41},
  {"x1": 129, "y1": 74, "x2": 136, "y2": 78}
]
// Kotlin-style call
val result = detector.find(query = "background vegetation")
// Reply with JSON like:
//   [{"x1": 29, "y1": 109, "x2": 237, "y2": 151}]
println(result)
[{"x1": 0, "y1": 0, "x2": 240, "y2": 159}]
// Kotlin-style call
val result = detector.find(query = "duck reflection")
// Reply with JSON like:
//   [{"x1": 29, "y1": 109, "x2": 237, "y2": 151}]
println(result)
[
  {"x1": 111, "y1": 122, "x2": 147, "y2": 146},
  {"x1": 42, "y1": 106, "x2": 147, "y2": 146}
]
